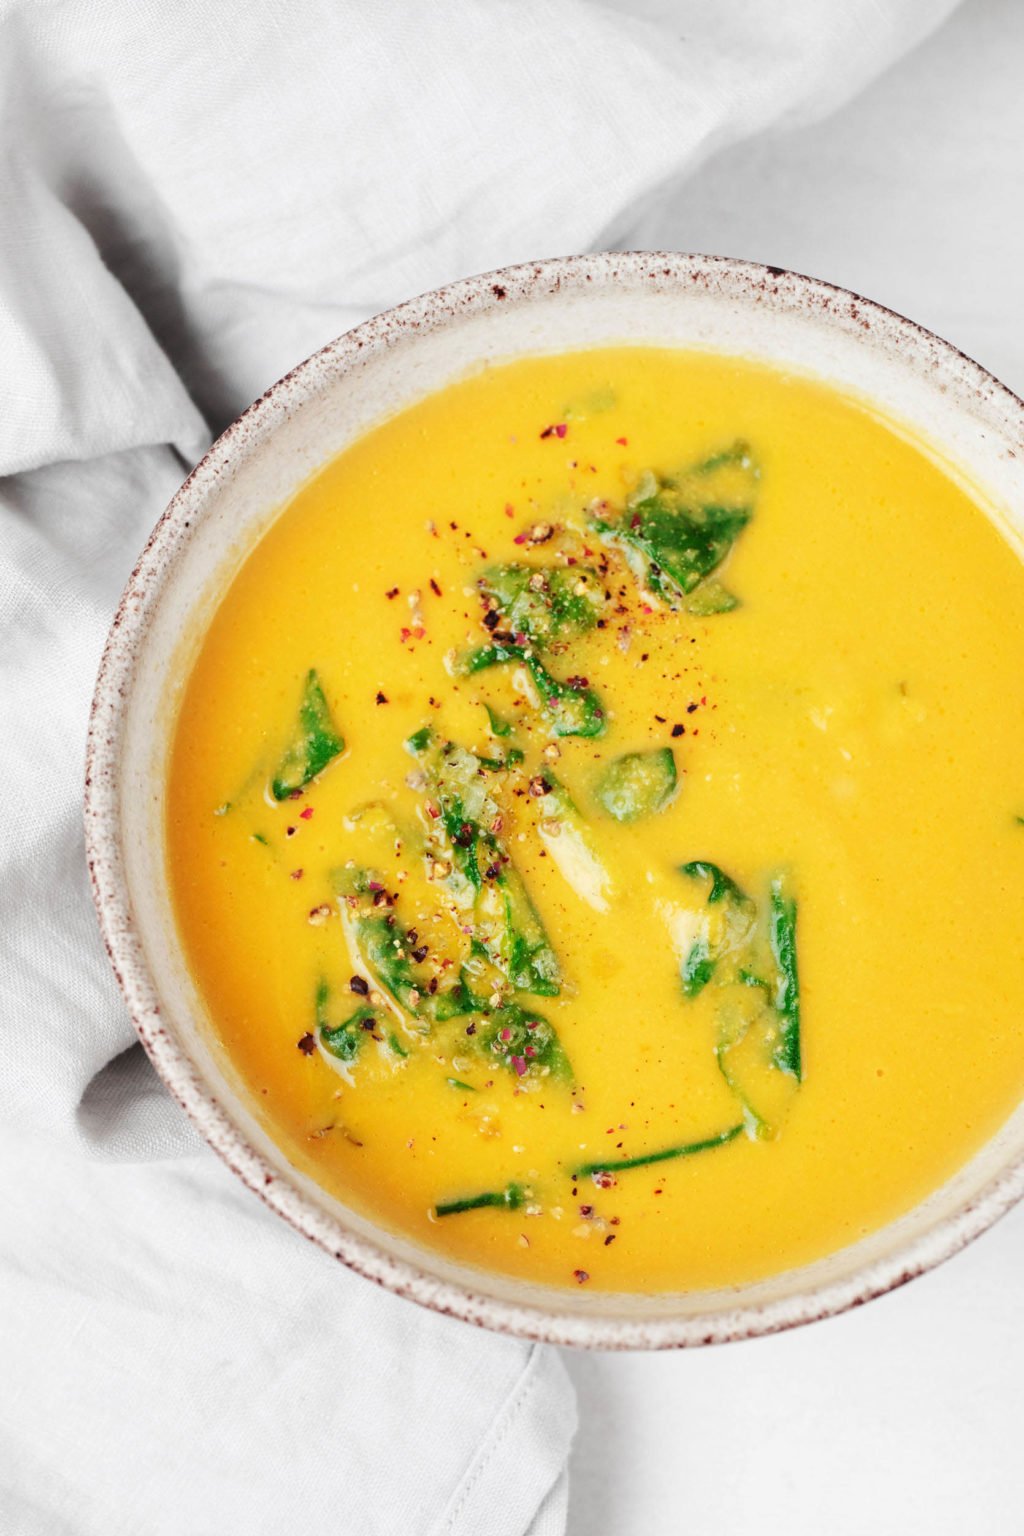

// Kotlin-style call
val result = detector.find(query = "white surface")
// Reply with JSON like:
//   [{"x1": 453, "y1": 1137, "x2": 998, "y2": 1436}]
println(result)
[
  {"x1": 0, "y1": 0, "x2": 1016, "y2": 1531},
  {"x1": 567, "y1": 3, "x2": 1024, "y2": 1532}
]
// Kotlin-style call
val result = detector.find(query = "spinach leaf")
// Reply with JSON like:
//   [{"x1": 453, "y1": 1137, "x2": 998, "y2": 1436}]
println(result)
[
  {"x1": 680, "y1": 937, "x2": 716, "y2": 998},
  {"x1": 594, "y1": 748, "x2": 677, "y2": 823},
  {"x1": 315, "y1": 979, "x2": 381, "y2": 1063},
  {"x1": 768, "y1": 875, "x2": 801, "y2": 1080},
  {"x1": 495, "y1": 866, "x2": 562, "y2": 997},
  {"x1": 271, "y1": 669, "x2": 345, "y2": 800},
  {"x1": 479, "y1": 564, "x2": 605, "y2": 646},
  {"x1": 435, "y1": 1182, "x2": 526, "y2": 1217},
  {"x1": 484, "y1": 704, "x2": 512, "y2": 737},
  {"x1": 672, "y1": 862, "x2": 803, "y2": 1128},
  {"x1": 573, "y1": 1123, "x2": 743, "y2": 1178},
  {"x1": 466, "y1": 644, "x2": 606, "y2": 738},
  {"x1": 477, "y1": 1000, "x2": 571, "y2": 1082},
  {"x1": 678, "y1": 860, "x2": 749, "y2": 906},
  {"x1": 405, "y1": 734, "x2": 563, "y2": 999},
  {"x1": 589, "y1": 440, "x2": 757, "y2": 611},
  {"x1": 334, "y1": 867, "x2": 464, "y2": 1023}
]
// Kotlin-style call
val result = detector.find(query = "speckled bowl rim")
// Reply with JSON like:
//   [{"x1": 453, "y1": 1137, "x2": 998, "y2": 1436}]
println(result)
[{"x1": 85, "y1": 251, "x2": 1024, "y2": 1350}]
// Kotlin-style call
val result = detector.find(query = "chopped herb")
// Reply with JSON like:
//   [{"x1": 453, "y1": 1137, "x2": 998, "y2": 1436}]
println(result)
[
  {"x1": 594, "y1": 748, "x2": 677, "y2": 823},
  {"x1": 446, "y1": 1077, "x2": 477, "y2": 1092},
  {"x1": 573, "y1": 1123, "x2": 743, "y2": 1178},
  {"x1": 270, "y1": 670, "x2": 345, "y2": 800},
  {"x1": 435, "y1": 1182, "x2": 526, "y2": 1217}
]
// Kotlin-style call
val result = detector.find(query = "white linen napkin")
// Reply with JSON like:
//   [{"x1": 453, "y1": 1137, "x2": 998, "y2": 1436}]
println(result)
[{"x1": 0, "y1": 1, "x2": 960, "y2": 1531}]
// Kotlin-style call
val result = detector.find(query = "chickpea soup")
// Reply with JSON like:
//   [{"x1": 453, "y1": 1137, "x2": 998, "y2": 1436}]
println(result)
[{"x1": 167, "y1": 348, "x2": 1024, "y2": 1293}]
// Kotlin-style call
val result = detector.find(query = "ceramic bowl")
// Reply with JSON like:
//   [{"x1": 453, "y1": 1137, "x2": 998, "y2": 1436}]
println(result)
[{"x1": 85, "y1": 252, "x2": 1024, "y2": 1349}]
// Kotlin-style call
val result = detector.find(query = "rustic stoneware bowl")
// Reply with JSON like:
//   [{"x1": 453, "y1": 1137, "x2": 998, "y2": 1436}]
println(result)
[{"x1": 85, "y1": 252, "x2": 1024, "y2": 1349}]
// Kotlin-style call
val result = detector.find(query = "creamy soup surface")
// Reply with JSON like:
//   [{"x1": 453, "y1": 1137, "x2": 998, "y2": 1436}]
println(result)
[{"x1": 167, "y1": 348, "x2": 1024, "y2": 1292}]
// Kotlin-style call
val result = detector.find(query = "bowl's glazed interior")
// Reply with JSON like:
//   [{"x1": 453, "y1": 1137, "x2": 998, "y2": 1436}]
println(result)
[{"x1": 86, "y1": 253, "x2": 1024, "y2": 1348}]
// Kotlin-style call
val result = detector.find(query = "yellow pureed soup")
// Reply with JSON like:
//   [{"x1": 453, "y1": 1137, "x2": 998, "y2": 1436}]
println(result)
[{"x1": 167, "y1": 348, "x2": 1024, "y2": 1293}]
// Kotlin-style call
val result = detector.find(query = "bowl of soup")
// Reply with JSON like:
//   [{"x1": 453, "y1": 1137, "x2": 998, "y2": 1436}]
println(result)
[{"x1": 85, "y1": 252, "x2": 1024, "y2": 1348}]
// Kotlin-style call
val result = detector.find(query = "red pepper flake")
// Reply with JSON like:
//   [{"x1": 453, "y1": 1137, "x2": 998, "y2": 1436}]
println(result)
[
  {"x1": 299, "y1": 806, "x2": 314, "y2": 820},
  {"x1": 376, "y1": 690, "x2": 388, "y2": 705},
  {"x1": 290, "y1": 868, "x2": 304, "y2": 880},
  {"x1": 671, "y1": 723, "x2": 684, "y2": 737},
  {"x1": 400, "y1": 627, "x2": 412, "y2": 641},
  {"x1": 297, "y1": 1033, "x2": 316, "y2": 1055},
  {"x1": 511, "y1": 1055, "x2": 528, "y2": 1077},
  {"x1": 411, "y1": 944, "x2": 428, "y2": 963},
  {"x1": 603, "y1": 1233, "x2": 616, "y2": 1246},
  {"x1": 412, "y1": 626, "x2": 425, "y2": 640},
  {"x1": 630, "y1": 513, "x2": 641, "y2": 529},
  {"x1": 573, "y1": 1269, "x2": 590, "y2": 1284},
  {"x1": 429, "y1": 578, "x2": 442, "y2": 597},
  {"x1": 350, "y1": 975, "x2": 369, "y2": 995},
  {"x1": 504, "y1": 503, "x2": 515, "y2": 518},
  {"x1": 513, "y1": 533, "x2": 528, "y2": 546},
  {"x1": 385, "y1": 587, "x2": 400, "y2": 599},
  {"x1": 540, "y1": 423, "x2": 568, "y2": 440},
  {"x1": 686, "y1": 702, "x2": 698, "y2": 714},
  {"x1": 465, "y1": 1021, "x2": 477, "y2": 1036},
  {"x1": 579, "y1": 1204, "x2": 594, "y2": 1218},
  {"x1": 285, "y1": 826, "x2": 296, "y2": 837},
  {"x1": 592, "y1": 1170, "x2": 617, "y2": 1189},
  {"x1": 615, "y1": 436, "x2": 628, "y2": 446}
]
